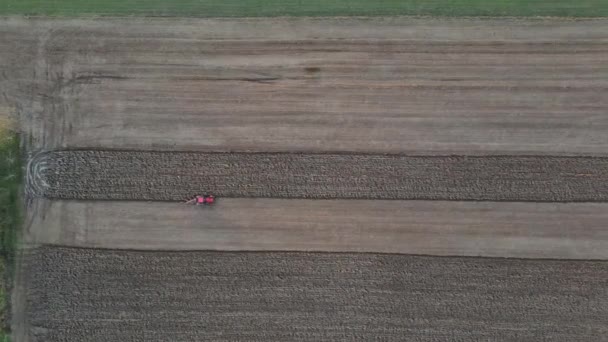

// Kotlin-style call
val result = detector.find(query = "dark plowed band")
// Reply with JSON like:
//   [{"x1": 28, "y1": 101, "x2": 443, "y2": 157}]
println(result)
[
  {"x1": 31, "y1": 150, "x2": 608, "y2": 202},
  {"x1": 25, "y1": 247, "x2": 608, "y2": 342}
]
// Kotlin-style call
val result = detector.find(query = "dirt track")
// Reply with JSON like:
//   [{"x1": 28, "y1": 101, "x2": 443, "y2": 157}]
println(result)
[
  {"x1": 2, "y1": 17, "x2": 607, "y2": 154},
  {"x1": 24, "y1": 199, "x2": 608, "y2": 259},
  {"x1": 31, "y1": 150, "x2": 608, "y2": 201},
  {"x1": 24, "y1": 247, "x2": 608, "y2": 342}
]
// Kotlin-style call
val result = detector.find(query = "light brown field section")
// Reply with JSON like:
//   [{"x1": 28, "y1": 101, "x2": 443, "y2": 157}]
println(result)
[
  {"x1": 1, "y1": 17, "x2": 608, "y2": 154},
  {"x1": 24, "y1": 198, "x2": 608, "y2": 259}
]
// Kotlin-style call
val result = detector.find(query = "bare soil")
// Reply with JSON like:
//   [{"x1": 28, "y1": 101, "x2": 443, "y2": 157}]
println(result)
[
  {"x1": 4, "y1": 17, "x2": 608, "y2": 341},
  {"x1": 23, "y1": 198, "x2": 608, "y2": 259},
  {"x1": 31, "y1": 150, "x2": 608, "y2": 202},
  {"x1": 23, "y1": 247, "x2": 608, "y2": 342},
  {"x1": 1, "y1": 17, "x2": 607, "y2": 155}
]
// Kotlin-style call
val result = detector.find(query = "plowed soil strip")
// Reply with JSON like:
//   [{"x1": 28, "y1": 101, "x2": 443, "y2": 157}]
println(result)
[
  {"x1": 32, "y1": 150, "x2": 608, "y2": 202},
  {"x1": 24, "y1": 247, "x2": 608, "y2": 342}
]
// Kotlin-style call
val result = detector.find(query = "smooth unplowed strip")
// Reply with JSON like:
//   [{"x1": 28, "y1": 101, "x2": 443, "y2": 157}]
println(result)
[
  {"x1": 32, "y1": 150, "x2": 608, "y2": 202},
  {"x1": 24, "y1": 247, "x2": 608, "y2": 342},
  {"x1": 25, "y1": 199, "x2": 608, "y2": 259},
  {"x1": 4, "y1": 18, "x2": 608, "y2": 154}
]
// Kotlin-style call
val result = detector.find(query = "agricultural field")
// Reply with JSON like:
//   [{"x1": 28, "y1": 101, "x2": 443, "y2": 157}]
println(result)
[
  {"x1": 30, "y1": 151, "x2": 608, "y2": 202},
  {"x1": 24, "y1": 247, "x2": 608, "y2": 342},
  {"x1": 1, "y1": 12, "x2": 608, "y2": 342},
  {"x1": 5, "y1": 18, "x2": 608, "y2": 154},
  {"x1": 24, "y1": 199, "x2": 608, "y2": 259}
]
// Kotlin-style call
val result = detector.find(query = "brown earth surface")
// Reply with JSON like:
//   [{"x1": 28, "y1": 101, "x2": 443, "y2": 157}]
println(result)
[
  {"x1": 24, "y1": 198, "x2": 608, "y2": 259},
  {"x1": 5, "y1": 17, "x2": 608, "y2": 341},
  {"x1": 1, "y1": 17, "x2": 607, "y2": 155},
  {"x1": 23, "y1": 247, "x2": 608, "y2": 342},
  {"x1": 30, "y1": 150, "x2": 608, "y2": 201}
]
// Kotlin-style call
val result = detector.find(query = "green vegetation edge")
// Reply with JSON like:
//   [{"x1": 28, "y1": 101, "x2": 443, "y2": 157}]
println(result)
[
  {"x1": 2, "y1": 0, "x2": 608, "y2": 17},
  {"x1": 0, "y1": 132, "x2": 21, "y2": 342}
]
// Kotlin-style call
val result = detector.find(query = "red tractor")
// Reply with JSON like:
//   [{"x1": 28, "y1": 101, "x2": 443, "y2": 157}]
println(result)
[{"x1": 185, "y1": 195, "x2": 215, "y2": 206}]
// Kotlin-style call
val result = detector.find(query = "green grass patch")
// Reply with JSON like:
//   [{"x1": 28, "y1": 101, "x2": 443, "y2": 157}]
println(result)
[
  {"x1": 1, "y1": 0, "x2": 607, "y2": 17},
  {"x1": 0, "y1": 131, "x2": 21, "y2": 342}
]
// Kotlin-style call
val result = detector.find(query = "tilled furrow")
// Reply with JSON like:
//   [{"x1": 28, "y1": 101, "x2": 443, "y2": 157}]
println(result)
[
  {"x1": 29, "y1": 150, "x2": 608, "y2": 202},
  {"x1": 24, "y1": 247, "x2": 608, "y2": 342}
]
